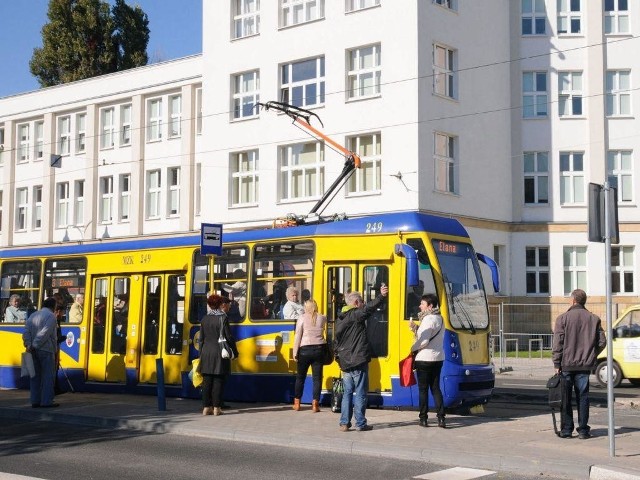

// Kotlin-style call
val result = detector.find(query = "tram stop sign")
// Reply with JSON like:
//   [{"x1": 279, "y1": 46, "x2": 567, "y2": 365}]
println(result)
[{"x1": 201, "y1": 223, "x2": 223, "y2": 256}]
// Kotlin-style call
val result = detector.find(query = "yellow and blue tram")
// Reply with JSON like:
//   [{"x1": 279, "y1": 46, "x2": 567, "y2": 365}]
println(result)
[{"x1": 0, "y1": 211, "x2": 497, "y2": 408}]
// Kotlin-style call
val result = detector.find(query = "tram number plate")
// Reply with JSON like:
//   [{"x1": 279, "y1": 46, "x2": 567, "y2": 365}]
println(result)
[
  {"x1": 365, "y1": 222, "x2": 383, "y2": 233},
  {"x1": 122, "y1": 254, "x2": 152, "y2": 265}
]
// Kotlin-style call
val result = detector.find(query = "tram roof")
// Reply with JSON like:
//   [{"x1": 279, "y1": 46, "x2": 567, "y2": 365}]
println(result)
[{"x1": 0, "y1": 211, "x2": 469, "y2": 259}]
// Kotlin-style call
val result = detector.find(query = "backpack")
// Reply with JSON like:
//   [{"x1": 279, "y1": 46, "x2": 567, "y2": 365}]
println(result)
[{"x1": 546, "y1": 373, "x2": 566, "y2": 436}]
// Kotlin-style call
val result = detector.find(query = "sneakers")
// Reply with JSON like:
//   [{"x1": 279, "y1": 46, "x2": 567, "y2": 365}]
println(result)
[
  {"x1": 339, "y1": 422, "x2": 352, "y2": 432},
  {"x1": 356, "y1": 425, "x2": 373, "y2": 431},
  {"x1": 558, "y1": 432, "x2": 572, "y2": 439},
  {"x1": 578, "y1": 432, "x2": 591, "y2": 440}
]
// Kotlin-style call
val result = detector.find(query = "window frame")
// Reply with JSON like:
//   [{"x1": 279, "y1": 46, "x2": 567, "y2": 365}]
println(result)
[
  {"x1": 522, "y1": 0, "x2": 547, "y2": 35},
  {"x1": 167, "y1": 167, "x2": 181, "y2": 217},
  {"x1": 230, "y1": 149, "x2": 260, "y2": 207},
  {"x1": 76, "y1": 113, "x2": 86, "y2": 153},
  {"x1": 606, "y1": 70, "x2": 631, "y2": 117},
  {"x1": 279, "y1": 141, "x2": 324, "y2": 202},
  {"x1": 169, "y1": 95, "x2": 182, "y2": 138},
  {"x1": 56, "y1": 182, "x2": 70, "y2": 228},
  {"x1": 522, "y1": 71, "x2": 548, "y2": 118},
  {"x1": 524, "y1": 151, "x2": 549, "y2": 205},
  {"x1": 120, "y1": 104, "x2": 132, "y2": 146},
  {"x1": 15, "y1": 187, "x2": 28, "y2": 231},
  {"x1": 280, "y1": 56, "x2": 325, "y2": 108},
  {"x1": 232, "y1": 70, "x2": 260, "y2": 120},
  {"x1": 17, "y1": 123, "x2": 30, "y2": 163},
  {"x1": 557, "y1": 0, "x2": 582, "y2": 35},
  {"x1": 147, "y1": 98, "x2": 163, "y2": 142},
  {"x1": 605, "y1": 0, "x2": 630, "y2": 35},
  {"x1": 120, "y1": 174, "x2": 131, "y2": 222},
  {"x1": 434, "y1": 131, "x2": 457, "y2": 194},
  {"x1": 559, "y1": 151, "x2": 585, "y2": 205},
  {"x1": 345, "y1": 0, "x2": 380, "y2": 13},
  {"x1": 100, "y1": 107, "x2": 115, "y2": 150},
  {"x1": 233, "y1": 0, "x2": 260, "y2": 39},
  {"x1": 346, "y1": 133, "x2": 381, "y2": 195},
  {"x1": 433, "y1": 43, "x2": 456, "y2": 99},
  {"x1": 146, "y1": 169, "x2": 162, "y2": 219},
  {"x1": 563, "y1": 245, "x2": 587, "y2": 294},
  {"x1": 74, "y1": 180, "x2": 84, "y2": 226},
  {"x1": 280, "y1": 0, "x2": 325, "y2": 28},
  {"x1": 525, "y1": 246, "x2": 550, "y2": 295},
  {"x1": 58, "y1": 116, "x2": 71, "y2": 156},
  {"x1": 32, "y1": 185, "x2": 42, "y2": 230},
  {"x1": 99, "y1": 176, "x2": 114, "y2": 224},
  {"x1": 607, "y1": 150, "x2": 633, "y2": 203},
  {"x1": 558, "y1": 71, "x2": 583, "y2": 117},
  {"x1": 611, "y1": 245, "x2": 634, "y2": 294},
  {"x1": 346, "y1": 44, "x2": 381, "y2": 101}
]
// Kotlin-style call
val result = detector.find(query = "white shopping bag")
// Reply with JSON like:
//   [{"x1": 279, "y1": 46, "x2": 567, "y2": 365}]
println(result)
[{"x1": 21, "y1": 352, "x2": 35, "y2": 378}]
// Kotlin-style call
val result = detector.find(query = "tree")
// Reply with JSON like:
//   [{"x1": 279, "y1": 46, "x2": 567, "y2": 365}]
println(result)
[{"x1": 30, "y1": 0, "x2": 149, "y2": 87}]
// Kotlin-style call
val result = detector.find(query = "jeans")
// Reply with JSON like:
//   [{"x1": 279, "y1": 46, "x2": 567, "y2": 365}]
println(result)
[
  {"x1": 339, "y1": 363, "x2": 369, "y2": 429},
  {"x1": 30, "y1": 349, "x2": 56, "y2": 406},
  {"x1": 414, "y1": 360, "x2": 444, "y2": 420},
  {"x1": 294, "y1": 345, "x2": 324, "y2": 401},
  {"x1": 202, "y1": 374, "x2": 226, "y2": 408},
  {"x1": 561, "y1": 371, "x2": 590, "y2": 435}
]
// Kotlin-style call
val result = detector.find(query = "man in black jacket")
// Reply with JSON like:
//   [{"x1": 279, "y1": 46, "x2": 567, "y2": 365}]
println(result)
[
  {"x1": 552, "y1": 289, "x2": 606, "y2": 439},
  {"x1": 335, "y1": 284, "x2": 388, "y2": 432}
]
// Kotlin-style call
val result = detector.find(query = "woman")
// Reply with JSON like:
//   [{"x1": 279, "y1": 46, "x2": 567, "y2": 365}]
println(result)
[
  {"x1": 410, "y1": 293, "x2": 446, "y2": 428},
  {"x1": 292, "y1": 299, "x2": 327, "y2": 412},
  {"x1": 283, "y1": 286, "x2": 305, "y2": 320},
  {"x1": 198, "y1": 294, "x2": 236, "y2": 416}
]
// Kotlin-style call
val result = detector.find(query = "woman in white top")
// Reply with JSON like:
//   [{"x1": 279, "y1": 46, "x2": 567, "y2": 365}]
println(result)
[
  {"x1": 410, "y1": 293, "x2": 446, "y2": 428},
  {"x1": 292, "y1": 299, "x2": 327, "y2": 412},
  {"x1": 283, "y1": 286, "x2": 305, "y2": 319}
]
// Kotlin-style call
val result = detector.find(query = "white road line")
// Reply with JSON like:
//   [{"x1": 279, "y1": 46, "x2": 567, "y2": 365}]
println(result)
[{"x1": 414, "y1": 467, "x2": 496, "y2": 480}]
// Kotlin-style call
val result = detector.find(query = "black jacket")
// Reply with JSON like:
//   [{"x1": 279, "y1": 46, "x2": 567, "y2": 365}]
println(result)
[
  {"x1": 335, "y1": 295, "x2": 386, "y2": 371},
  {"x1": 552, "y1": 304, "x2": 606, "y2": 372},
  {"x1": 198, "y1": 313, "x2": 237, "y2": 375}
]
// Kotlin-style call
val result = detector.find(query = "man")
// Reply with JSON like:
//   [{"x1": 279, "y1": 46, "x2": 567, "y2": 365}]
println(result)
[
  {"x1": 335, "y1": 283, "x2": 388, "y2": 432},
  {"x1": 68, "y1": 294, "x2": 84, "y2": 323},
  {"x1": 552, "y1": 289, "x2": 606, "y2": 439},
  {"x1": 22, "y1": 297, "x2": 59, "y2": 408}
]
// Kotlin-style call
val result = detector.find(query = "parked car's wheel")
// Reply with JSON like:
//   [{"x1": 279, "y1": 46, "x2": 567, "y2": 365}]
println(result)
[
  {"x1": 595, "y1": 361, "x2": 622, "y2": 388},
  {"x1": 628, "y1": 378, "x2": 640, "y2": 387}
]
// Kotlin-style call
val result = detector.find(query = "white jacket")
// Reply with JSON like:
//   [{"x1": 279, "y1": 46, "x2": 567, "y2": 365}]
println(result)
[{"x1": 411, "y1": 311, "x2": 445, "y2": 362}]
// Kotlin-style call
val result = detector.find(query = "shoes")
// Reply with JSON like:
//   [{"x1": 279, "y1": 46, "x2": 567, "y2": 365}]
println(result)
[
  {"x1": 213, "y1": 407, "x2": 222, "y2": 416},
  {"x1": 311, "y1": 400, "x2": 320, "y2": 413},
  {"x1": 339, "y1": 422, "x2": 352, "y2": 432},
  {"x1": 40, "y1": 403, "x2": 59, "y2": 408},
  {"x1": 202, "y1": 407, "x2": 213, "y2": 415},
  {"x1": 558, "y1": 432, "x2": 572, "y2": 438},
  {"x1": 356, "y1": 425, "x2": 373, "y2": 431},
  {"x1": 419, "y1": 419, "x2": 428, "y2": 427},
  {"x1": 292, "y1": 398, "x2": 301, "y2": 411},
  {"x1": 578, "y1": 432, "x2": 591, "y2": 439},
  {"x1": 437, "y1": 417, "x2": 446, "y2": 429}
]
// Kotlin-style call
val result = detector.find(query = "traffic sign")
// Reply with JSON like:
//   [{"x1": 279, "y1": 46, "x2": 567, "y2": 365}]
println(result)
[{"x1": 201, "y1": 223, "x2": 223, "y2": 256}]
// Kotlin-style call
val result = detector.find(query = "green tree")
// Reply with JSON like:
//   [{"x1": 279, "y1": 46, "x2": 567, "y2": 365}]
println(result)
[{"x1": 30, "y1": 0, "x2": 149, "y2": 87}]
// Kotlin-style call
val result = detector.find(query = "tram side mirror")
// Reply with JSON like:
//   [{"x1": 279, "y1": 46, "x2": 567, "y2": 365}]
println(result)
[
  {"x1": 476, "y1": 253, "x2": 500, "y2": 293},
  {"x1": 395, "y1": 243, "x2": 419, "y2": 287}
]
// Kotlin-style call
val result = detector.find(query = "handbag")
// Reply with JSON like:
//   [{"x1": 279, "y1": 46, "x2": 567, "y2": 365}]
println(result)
[
  {"x1": 399, "y1": 353, "x2": 417, "y2": 387},
  {"x1": 322, "y1": 342, "x2": 335, "y2": 365},
  {"x1": 189, "y1": 358, "x2": 203, "y2": 388},
  {"x1": 218, "y1": 317, "x2": 237, "y2": 360},
  {"x1": 21, "y1": 351, "x2": 36, "y2": 378}
]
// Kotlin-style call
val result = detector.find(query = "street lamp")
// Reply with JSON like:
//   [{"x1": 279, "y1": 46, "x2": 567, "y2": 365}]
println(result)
[{"x1": 62, "y1": 220, "x2": 93, "y2": 243}]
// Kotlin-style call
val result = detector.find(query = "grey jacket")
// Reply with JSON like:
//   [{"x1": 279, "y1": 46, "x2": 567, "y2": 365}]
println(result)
[{"x1": 552, "y1": 304, "x2": 606, "y2": 372}]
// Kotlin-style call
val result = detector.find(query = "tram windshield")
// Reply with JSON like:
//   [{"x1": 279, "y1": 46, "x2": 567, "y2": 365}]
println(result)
[{"x1": 432, "y1": 239, "x2": 489, "y2": 331}]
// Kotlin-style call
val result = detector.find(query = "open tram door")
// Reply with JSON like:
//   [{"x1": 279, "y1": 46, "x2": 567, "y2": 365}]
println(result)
[{"x1": 138, "y1": 273, "x2": 187, "y2": 385}]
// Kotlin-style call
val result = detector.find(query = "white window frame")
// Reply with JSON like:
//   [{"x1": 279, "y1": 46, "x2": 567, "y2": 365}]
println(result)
[
  {"x1": 120, "y1": 104, "x2": 132, "y2": 146},
  {"x1": 524, "y1": 151, "x2": 549, "y2": 204},
  {"x1": 0, "y1": 191, "x2": 3, "y2": 231},
  {"x1": 100, "y1": 107, "x2": 115, "y2": 149},
  {"x1": 281, "y1": 57, "x2": 325, "y2": 107},
  {"x1": 15, "y1": 187, "x2": 28, "y2": 231},
  {"x1": 230, "y1": 150, "x2": 259, "y2": 206},
  {"x1": 560, "y1": 151, "x2": 585, "y2": 205},
  {"x1": 233, "y1": 0, "x2": 260, "y2": 39},
  {"x1": 347, "y1": 44, "x2": 381, "y2": 101},
  {"x1": 58, "y1": 116, "x2": 71, "y2": 156},
  {"x1": 169, "y1": 95, "x2": 182, "y2": 138},
  {"x1": 433, "y1": 43, "x2": 456, "y2": 99},
  {"x1": 34, "y1": 121, "x2": 44, "y2": 161},
  {"x1": 605, "y1": 0, "x2": 629, "y2": 35},
  {"x1": 32, "y1": 185, "x2": 42, "y2": 230},
  {"x1": 557, "y1": 0, "x2": 581, "y2": 34},
  {"x1": 522, "y1": 0, "x2": 546, "y2": 35},
  {"x1": 434, "y1": 131, "x2": 457, "y2": 194},
  {"x1": 606, "y1": 70, "x2": 631, "y2": 117},
  {"x1": 558, "y1": 71, "x2": 583, "y2": 116},
  {"x1": 0, "y1": 128, "x2": 4, "y2": 166},
  {"x1": 280, "y1": 0, "x2": 324, "y2": 28},
  {"x1": 526, "y1": 246, "x2": 550, "y2": 295},
  {"x1": 17, "y1": 123, "x2": 30, "y2": 163},
  {"x1": 99, "y1": 176, "x2": 113, "y2": 224},
  {"x1": 523, "y1": 71, "x2": 548, "y2": 118},
  {"x1": 167, "y1": 167, "x2": 181, "y2": 216},
  {"x1": 147, "y1": 98, "x2": 163, "y2": 142},
  {"x1": 279, "y1": 141, "x2": 324, "y2": 201},
  {"x1": 195, "y1": 163, "x2": 202, "y2": 216},
  {"x1": 146, "y1": 169, "x2": 161, "y2": 219},
  {"x1": 607, "y1": 150, "x2": 633, "y2": 203},
  {"x1": 345, "y1": 0, "x2": 380, "y2": 13},
  {"x1": 56, "y1": 182, "x2": 70, "y2": 228},
  {"x1": 76, "y1": 113, "x2": 86, "y2": 153},
  {"x1": 563, "y1": 246, "x2": 587, "y2": 294},
  {"x1": 612, "y1": 246, "x2": 634, "y2": 294},
  {"x1": 74, "y1": 180, "x2": 84, "y2": 226},
  {"x1": 195, "y1": 89, "x2": 203, "y2": 135},
  {"x1": 346, "y1": 133, "x2": 381, "y2": 195},
  {"x1": 120, "y1": 174, "x2": 130, "y2": 222},
  {"x1": 233, "y1": 70, "x2": 260, "y2": 120}
]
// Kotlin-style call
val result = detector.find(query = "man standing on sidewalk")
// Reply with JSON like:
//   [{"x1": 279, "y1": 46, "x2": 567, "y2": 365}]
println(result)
[
  {"x1": 552, "y1": 289, "x2": 606, "y2": 439},
  {"x1": 335, "y1": 283, "x2": 388, "y2": 432}
]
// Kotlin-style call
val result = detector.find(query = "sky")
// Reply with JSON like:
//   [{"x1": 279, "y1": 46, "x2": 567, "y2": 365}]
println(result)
[{"x1": 0, "y1": 0, "x2": 203, "y2": 98}]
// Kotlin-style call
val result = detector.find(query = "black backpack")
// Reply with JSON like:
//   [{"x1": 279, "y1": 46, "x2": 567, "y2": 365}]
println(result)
[{"x1": 546, "y1": 373, "x2": 566, "y2": 436}]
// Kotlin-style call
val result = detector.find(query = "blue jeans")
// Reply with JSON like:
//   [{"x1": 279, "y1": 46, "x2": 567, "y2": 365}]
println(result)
[
  {"x1": 30, "y1": 349, "x2": 56, "y2": 407},
  {"x1": 339, "y1": 363, "x2": 368, "y2": 429},
  {"x1": 561, "y1": 371, "x2": 590, "y2": 435}
]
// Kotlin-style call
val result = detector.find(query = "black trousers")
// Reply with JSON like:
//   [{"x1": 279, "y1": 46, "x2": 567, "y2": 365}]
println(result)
[
  {"x1": 294, "y1": 345, "x2": 324, "y2": 401},
  {"x1": 415, "y1": 360, "x2": 444, "y2": 420},
  {"x1": 202, "y1": 374, "x2": 226, "y2": 408}
]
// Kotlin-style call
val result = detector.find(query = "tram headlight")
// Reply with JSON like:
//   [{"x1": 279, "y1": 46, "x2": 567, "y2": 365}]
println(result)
[{"x1": 465, "y1": 369, "x2": 471, "y2": 376}]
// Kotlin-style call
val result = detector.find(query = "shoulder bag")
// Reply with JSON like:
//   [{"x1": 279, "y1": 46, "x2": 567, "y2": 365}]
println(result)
[{"x1": 218, "y1": 317, "x2": 237, "y2": 360}]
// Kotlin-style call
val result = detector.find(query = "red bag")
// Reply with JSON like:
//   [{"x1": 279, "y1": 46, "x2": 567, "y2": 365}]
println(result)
[{"x1": 399, "y1": 353, "x2": 417, "y2": 387}]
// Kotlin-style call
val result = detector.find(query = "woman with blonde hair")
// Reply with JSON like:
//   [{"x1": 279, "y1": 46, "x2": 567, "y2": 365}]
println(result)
[{"x1": 292, "y1": 299, "x2": 327, "y2": 412}]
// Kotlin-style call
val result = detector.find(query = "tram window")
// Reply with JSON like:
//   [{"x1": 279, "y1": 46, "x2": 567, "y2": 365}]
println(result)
[
  {"x1": 92, "y1": 278, "x2": 108, "y2": 354},
  {"x1": 363, "y1": 265, "x2": 388, "y2": 358},
  {"x1": 212, "y1": 246, "x2": 248, "y2": 322},
  {"x1": 111, "y1": 277, "x2": 130, "y2": 355},
  {"x1": 0, "y1": 260, "x2": 41, "y2": 323},
  {"x1": 166, "y1": 275, "x2": 185, "y2": 355},
  {"x1": 44, "y1": 257, "x2": 87, "y2": 323},
  {"x1": 143, "y1": 276, "x2": 161, "y2": 354},
  {"x1": 252, "y1": 242, "x2": 314, "y2": 320},
  {"x1": 190, "y1": 253, "x2": 210, "y2": 325},
  {"x1": 405, "y1": 239, "x2": 437, "y2": 320}
]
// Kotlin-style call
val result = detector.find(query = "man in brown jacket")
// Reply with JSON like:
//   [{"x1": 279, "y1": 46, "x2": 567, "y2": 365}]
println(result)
[{"x1": 552, "y1": 289, "x2": 606, "y2": 439}]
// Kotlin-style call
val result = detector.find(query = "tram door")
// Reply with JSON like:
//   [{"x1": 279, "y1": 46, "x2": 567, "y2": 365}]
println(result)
[
  {"x1": 139, "y1": 273, "x2": 186, "y2": 384},
  {"x1": 87, "y1": 275, "x2": 140, "y2": 382}
]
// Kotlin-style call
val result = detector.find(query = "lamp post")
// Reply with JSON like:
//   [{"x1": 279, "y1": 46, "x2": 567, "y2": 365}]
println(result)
[{"x1": 62, "y1": 220, "x2": 93, "y2": 243}]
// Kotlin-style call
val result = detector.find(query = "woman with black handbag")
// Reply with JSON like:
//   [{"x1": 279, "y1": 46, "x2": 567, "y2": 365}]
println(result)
[
  {"x1": 198, "y1": 294, "x2": 236, "y2": 416},
  {"x1": 292, "y1": 298, "x2": 327, "y2": 412}
]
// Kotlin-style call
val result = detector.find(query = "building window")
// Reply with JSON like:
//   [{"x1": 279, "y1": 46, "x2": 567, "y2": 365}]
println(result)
[
  {"x1": 0, "y1": 128, "x2": 4, "y2": 165},
  {"x1": 230, "y1": 150, "x2": 259, "y2": 206},
  {"x1": 524, "y1": 151, "x2": 549, "y2": 204},
  {"x1": 120, "y1": 174, "x2": 130, "y2": 222},
  {"x1": 58, "y1": 116, "x2": 71, "y2": 156},
  {"x1": 434, "y1": 132, "x2": 456, "y2": 194},
  {"x1": 100, "y1": 107, "x2": 115, "y2": 149},
  {"x1": 345, "y1": 0, "x2": 380, "y2": 12},
  {"x1": 33, "y1": 186, "x2": 42, "y2": 230},
  {"x1": 279, "y1": 141, "x2": 324, "y2": 201},
  {"x1": 56, "y1": 182, "x2": 69, "y2": 228},
  {"x1": 563, "y1": 246, "x2": 587, "y2": 294},
  {"x1": 146, "y1": 169, "x2": 161, "y2": 219},
  {"x1": 612, "y1": 246, "x2": 634, "y2": 294},
  {"x1": 168, "y1": 167, "x2": 180, "y2": 216},
  {"x1": 433, "y1": 0, "x2": 455, "y2": 10},
  {"x1": 0, "y1": 191, "x2": 3, "y2": 231},
  {"x1": 74, "y1": 180, "x2": 84, "y2": 225},
  {"x1": 15, "y1": 188, "x2": 28, "y2": 231},
  {"x1": 147, "y1": 98, "x2": 163, "y2": 141},
  {"x1": 523, "y1": 71, "x2": 548, "y2": 118},
  {"x1": 281, "y1": 57, "x2": 325, "y2": 107},
  {"x1": 558, "y1": 71, "x2": 583, "y2": 116},
  {"x1": 18, "y1": 124, "x2": 30, "y2": 163},
  {"x1": 605, "y1": 0, "x2": 629, "y2": 35},
  {"x1": 169, "y1": 95, "x2": 182, "y2": 138},
  {"x1": 34, "y1": 121, "x2": 44, "y2": 160},
  {"x1": 233, "y1": 70, "x2": 260, "y2": 119},
  {"x1": 526, "y1": 247, "x2": 550, "y2": 294},
  {"x1": 195, "y1": 163, "x2": 202, "y2": 216},
  {"x1": 346, "y1": 133, "x2": 381, "y2": 195},
  {"x1": 120, "y1": 104, "x2": 132, "y2": 146},
  {"x1": 76, "y1": 113, "x2": 86, "y2": 153},
  {"x1": 280, "y1": 0, "x2": 324, "y2": 27},
  {"x1": 522, "y1": 0, "x2": 546, "y2": 35},
  {"x1": 347, "y1": 44, "x2": 381, "y2": 100},
  {"x1": 233, "y1": 0, "x2": 260, "y2": 38},
  {"x1": 557, "y1": 0, "x2": 581, "y2": 34},
  {"x1": 99, "y1": 176, "x2": 113, "y2": 223},
  {"x1": 607, "y1": 150, "x2": 633, "y2": 203},
  {"x1": 560, "y1": 151, "x2": 585, "y2": 205},
  {"x1": 606, "y1": 70, "x2": 631, "y2": 116},
  {"x1": 195, "y1": 89, "x2": 203, "y2": 135},
  {"x1": 433, "y1": 44, "x2": 456, "y2": 99}
]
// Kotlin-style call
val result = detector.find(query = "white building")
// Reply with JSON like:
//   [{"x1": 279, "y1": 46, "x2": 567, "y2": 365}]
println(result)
[{"x1": 1, "y1": 0, "x2": 639, "y2": 306}]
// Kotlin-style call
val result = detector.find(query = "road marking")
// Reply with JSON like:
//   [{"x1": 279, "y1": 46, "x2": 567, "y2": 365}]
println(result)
[{"x1": 414, "y1": 467, "x2": 496, "y2": 479}]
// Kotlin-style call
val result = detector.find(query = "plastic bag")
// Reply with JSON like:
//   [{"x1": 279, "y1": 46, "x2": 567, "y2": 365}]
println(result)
[
  {"x1": 21, "y1": 352, "x2": 35, "y2": 378},
  {"x1": 331, "y1": 377, "x2": 344, "y2": 413},
  {"x1": 399, "y1": 353, "x2": 417, "y2": 387},
  {"x1": 189, "y1": 358, "x2": 203, "y2": 388}
]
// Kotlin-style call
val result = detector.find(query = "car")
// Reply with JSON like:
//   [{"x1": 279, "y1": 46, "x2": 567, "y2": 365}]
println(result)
[{"x1": 595, "y1": 305, "x2": 640, "y2": 388}]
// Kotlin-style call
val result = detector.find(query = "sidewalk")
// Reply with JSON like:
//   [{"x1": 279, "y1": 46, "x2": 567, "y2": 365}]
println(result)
[{"x1": 1, "y1": 385, "x2": 639, "y2": 480}]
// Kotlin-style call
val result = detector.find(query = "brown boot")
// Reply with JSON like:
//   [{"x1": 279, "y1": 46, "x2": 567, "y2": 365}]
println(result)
[
  {"x1": 292, "y1": 398, "x2": 301, "y2": 411},
  {"x1": 202, "y1": 407, "x2": 212, "y2": 416},
  {"x1": 213, "y1": 407, "x2": 222, "y2": 416},
  {"x1": 312, "y1": 400, "x2": 320, "y2": 413}
]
